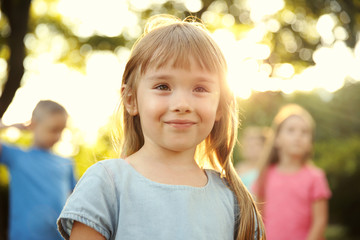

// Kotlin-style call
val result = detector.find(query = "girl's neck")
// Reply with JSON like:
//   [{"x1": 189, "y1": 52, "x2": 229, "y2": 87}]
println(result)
[
  {"x1": 277, "y1": 153, "x2": 304, "y2": 173},
  {"x1": 125, "y1": 144, "x2": 207, "y2": 187},
  {"x1": 140, "y1": 143, "x2": 197, "y2": 166}
]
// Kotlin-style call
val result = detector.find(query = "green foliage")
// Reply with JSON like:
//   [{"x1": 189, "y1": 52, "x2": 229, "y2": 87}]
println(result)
[
  {"x1": 315, "y1": 136, "x2": 360, "y2": 238},
  {"x1": 329, "y1": 81, "x2": 360, "y2": 137}
]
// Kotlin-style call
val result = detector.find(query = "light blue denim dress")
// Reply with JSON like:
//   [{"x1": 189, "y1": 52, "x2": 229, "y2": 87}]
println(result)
[{"x1": 57, "y1": 159, "x2": 237, "y2": 240}]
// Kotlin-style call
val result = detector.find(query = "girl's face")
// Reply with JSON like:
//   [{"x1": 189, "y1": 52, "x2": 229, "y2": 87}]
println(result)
[
  {"x1": 275, "y1": 115, "x2": 312, "y2": 159},
  {"x1": 130, "y1": 60, "x2": 221, "y2": 153},
  {"x1": 242, "y1": 136, "x2": 264, "y2": 162}
]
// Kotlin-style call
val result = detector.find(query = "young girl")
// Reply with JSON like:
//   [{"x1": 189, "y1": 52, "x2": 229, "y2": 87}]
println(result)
[
  {"x1": 57, "y1": 15, "x2": 265, "y2": 240},
  {"x1": 253, "y1": 104, "x2": 331, "y2": 240},
  {"x1": 236, "y1": 126, "x2": 268, "y2": 192}
]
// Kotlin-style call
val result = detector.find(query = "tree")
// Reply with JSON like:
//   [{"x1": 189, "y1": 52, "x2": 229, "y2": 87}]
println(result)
[{"x1": 0, "y1": 0, "x2": 31, "y2": 118}]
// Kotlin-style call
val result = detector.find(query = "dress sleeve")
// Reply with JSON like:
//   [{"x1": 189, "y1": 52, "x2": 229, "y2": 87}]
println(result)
[
  {"x1": 57, "y1": 162, "x2": 118, "y2": 240},
  {"x1": 310, "y1": 169, "x2": 332, "y2": 201}
]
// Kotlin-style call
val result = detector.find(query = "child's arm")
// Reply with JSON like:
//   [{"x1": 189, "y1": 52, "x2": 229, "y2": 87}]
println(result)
[
  {"x1": 0, "y1": 119, "x2": 29, "y2": 131},
  {"x1": 70, "y1": 221, "x2": 106, "y2": 240},
  {"x1": 306, "y1": 199, "x2": 328, "y2": 240}
]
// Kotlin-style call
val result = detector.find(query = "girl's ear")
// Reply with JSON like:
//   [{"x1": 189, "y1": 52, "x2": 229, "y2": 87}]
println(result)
[{"x1": 121, "y1": 85, "x2": 138, "y2": 116}]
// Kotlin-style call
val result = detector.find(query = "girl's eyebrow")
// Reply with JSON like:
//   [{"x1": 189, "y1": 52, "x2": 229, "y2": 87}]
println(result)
[
  {"x1": 146, "y1": 74, "x2": 173, "y2": 81},
  {"x1": 195, "y1": 76, "x2": 217, "y2": 84},
  {"x1": 146, "y1": 73, "x2": 217, "y2": 84}
]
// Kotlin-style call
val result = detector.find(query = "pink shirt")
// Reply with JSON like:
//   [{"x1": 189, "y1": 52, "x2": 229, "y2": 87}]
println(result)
[{"x1": 256, "y1": 165, "x2": 331, "y2": 240}]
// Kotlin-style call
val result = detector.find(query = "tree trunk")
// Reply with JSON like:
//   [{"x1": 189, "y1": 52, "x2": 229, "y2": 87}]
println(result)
[{"x1": 0, "y1": 0, "x2": 32, "y2": 118}]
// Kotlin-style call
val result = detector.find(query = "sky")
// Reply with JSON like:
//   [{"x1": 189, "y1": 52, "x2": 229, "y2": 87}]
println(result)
[{"x1": 1, "y1": 0, "x2": 360, "y2": 151}]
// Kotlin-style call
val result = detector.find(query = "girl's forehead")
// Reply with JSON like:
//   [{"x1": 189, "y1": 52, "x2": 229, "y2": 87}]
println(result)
[
  {"x1": 282, "y1": 115, "x2": 311, "y2": 129},
  {"x1": 142, "y1": 57, "x2": 220, "y2": 78},
  {"x1": 148, "y1": 54, "x2": 211, "y2": 71}
]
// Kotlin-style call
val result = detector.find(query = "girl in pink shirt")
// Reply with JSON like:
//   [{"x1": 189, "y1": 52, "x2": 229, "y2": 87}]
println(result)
[{"x1": 254, "y1": 104, "x2": 331, "y2": 240}]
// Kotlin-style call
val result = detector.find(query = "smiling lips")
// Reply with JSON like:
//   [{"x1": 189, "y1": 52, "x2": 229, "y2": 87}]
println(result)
[{"x1": 164, "y1": 119, "x2": 196, "y2": 129}]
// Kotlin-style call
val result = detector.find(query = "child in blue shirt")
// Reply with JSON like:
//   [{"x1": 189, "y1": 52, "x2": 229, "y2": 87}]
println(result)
[
  {"x1": 236, "y1": 126, "x2": 268, "y2": 193},
  {"x1": 0, "y1": 100, "x2": 77, "y2": 240},
  {"x1": 58, "y1": 15, "x2": 265, "y2": 240}
]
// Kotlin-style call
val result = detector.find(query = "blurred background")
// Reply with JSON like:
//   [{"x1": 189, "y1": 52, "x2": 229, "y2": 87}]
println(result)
[{"x1": 0, "y1": 0, "x2": 359, "y2": 239}]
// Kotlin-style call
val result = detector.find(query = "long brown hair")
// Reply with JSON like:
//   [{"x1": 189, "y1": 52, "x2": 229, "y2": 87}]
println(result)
[
  {"x1": 114, "y1": 14, "x2": 265, "y2": 240},
  {"x1": 256, "y1": 104, "x2": 315, "y2": 203}
]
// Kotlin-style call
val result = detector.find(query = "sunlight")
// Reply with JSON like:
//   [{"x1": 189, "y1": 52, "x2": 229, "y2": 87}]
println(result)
[
  {"x1": 273, "y1": 63, "x2": 295, "y2": 79},
  {"x1": 222, "y1": 35, "x2": 359, "y2": 98},
  {"x1": 31, "y1": 0, "x2": 48, "y2": 16},
  {"x1": 288, "y1": 68, "x2": 318, "y2": 92},
  {"x1": 246, "y1": 0, "x2": 285, "y2": 22},
  {"x1": 3, "y1": 50, "x2": 122, "y2": 145},
  {"x1": 334, "y1": 26, "x2": 348, "y2": 41},
  {"x1": 129, "y1": 0, "x2": 152, "y2": 11},
  {"x1": 53, "y1": 128, "x2": 75, "y2": 157},
  {"x1": 3, "y1": 128, "x2": 21, "y2": 142},
  {"x1": 247, "y1": 23, "x2": 268, "y2": 42},
  {"x1": 68, "y1": 51, "x2": 122, "y2": 144},
  {"x1": 216, "y1": 0, "x2": 360, "y2": 98},
  {"x1": 276, "y1": 41, "x2": 355, "y2": 94},
  {"x1": 57, "y1": 0, "x2": 138, "y2": 38},
  {"x1": 227, "y1": 59, "x2": 259, "y2": 99},
  {"x1": 184, "y1": 0, "x2": 203, "y2": 13},
  {"x1": 316, "y1": 14, "x2": 337, "y2": 45},
  {"x1": 251, "y1": 43, "x2": 271, "y2": 60},
  {"x1": 311, "y1": 41, "x2": 352, "y2": 91},
  {"x1": 212, "y1": 29, "x2": 273, "y2": 99},
  {"x1": 0, "y1": 58, "x2": 6, "y2": 79}
]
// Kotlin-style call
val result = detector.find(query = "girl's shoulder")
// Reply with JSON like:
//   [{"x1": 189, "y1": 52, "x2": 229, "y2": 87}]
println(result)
[
  {"x1": 302, "y1": 164, "x2": 327, "y2": 178},
  {"x1": 204, "y1": 169, "x2": 234, "y2": 191},
  {"x1": 86, "y1": 158, "x2": 125, "y2": 173},
  {"x1": 81, "y1": 158, "x2": 132, "y2": 185},
  {"x1": 95, "y1": 158, "x2": 128, "y2": 169},
  {"x1": 266, "y1": 163, "x2": 325, "y2": 177},
  {"x1": 205, "y1": 169, "x2": 220, "y2": 181}
]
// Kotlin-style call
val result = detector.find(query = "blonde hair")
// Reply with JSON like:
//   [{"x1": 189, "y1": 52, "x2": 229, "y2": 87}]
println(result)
[
  {"x1": 256, "y1": 103, "x2": 315, "y2": 201},
  {"x1": 114, "y1": 14, "x2": 265, "y2": 240},
  {"x1": 31, "y1": 100, "x2": 67, "y2": 122}
]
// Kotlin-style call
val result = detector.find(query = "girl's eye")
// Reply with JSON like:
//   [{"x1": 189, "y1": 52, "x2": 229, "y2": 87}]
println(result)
[
  {"x1": 194, "y1": 87, "x2": 207, "y2": 92},
  {"x1": 155, "y1": 84, "x2": 170, "y2": 91}
]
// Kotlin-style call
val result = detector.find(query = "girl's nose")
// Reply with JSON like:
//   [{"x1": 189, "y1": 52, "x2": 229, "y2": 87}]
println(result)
[{"x1": 170, "y1": 91, "x2": 193, "y2": 113}]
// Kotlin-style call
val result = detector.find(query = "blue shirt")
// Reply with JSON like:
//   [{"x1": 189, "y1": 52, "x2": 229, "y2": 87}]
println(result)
[
  {"x1": 239, "y1": 169, "x2": 259, "y2": 193},
  {"x1": 58, "y1": 159, "x2": 237, "y2": 240},
  {"x1": 0, "y1": 144, "x2": 76, "y2": 240}
]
